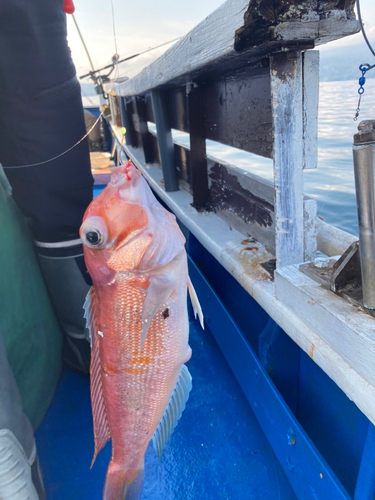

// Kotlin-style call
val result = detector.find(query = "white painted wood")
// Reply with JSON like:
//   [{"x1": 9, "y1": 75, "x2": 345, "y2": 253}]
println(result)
[
  {"x1": 275, "y1": 265, "x2": 375, "y2": 385},
  {"x1": 148, "y1": 124, "x2": 356, "y2": 261},
  {"x1": 302, "y1": 51, "x2": 319, "y2": 170},
  {"x1": 207, "y1": 158, "x2": 275, "y2": 205},
  {"x1": 216, "y1": 196, "x2": 317, "y2": 257},
  {"x1": 109, "y1": 0, "x2": 250, "y2": 97},
  {"x1": 105, "y1": 0, "x2": 359, "y2": 98},
  {"x1": 270, "y1": 53, "x2": 304, "y2": 268},
  {"x1": 304, "y1": 197, "x2": 317, "y2": 261},
  {"x1": 317, "y1": 218, "x2": 358, "y2": 257},
  {"x1": 275, "y1": 13, "x2": 359, "y2": 47},
  {"x1": 110, "y1": 124, "x2": 375, "y2": 425}
]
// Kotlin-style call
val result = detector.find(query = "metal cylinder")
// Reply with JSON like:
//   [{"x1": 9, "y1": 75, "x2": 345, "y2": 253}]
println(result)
[{"x1": 353, "y1": 120, "x2": 375, "y2": 309}]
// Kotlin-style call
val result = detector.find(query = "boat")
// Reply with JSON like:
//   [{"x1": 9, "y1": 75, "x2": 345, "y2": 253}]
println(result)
[{"x1": 3, "y1": 0, "x2": 375, "y2": 498}]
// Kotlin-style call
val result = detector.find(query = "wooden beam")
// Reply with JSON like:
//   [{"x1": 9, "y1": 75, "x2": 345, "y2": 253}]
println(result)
[
  {"x1": 204, "y1": 65, "x2": 273, "y2": 159},
  {"x1": 275, "y1": 264, "x2": 375, "y2": 387},
  {"x1": 317, "y1": 219, "x2": 358, "y2": 257},
  {"x1": 107, "y1": 0, "x2": 358, "y2": 98},
  {"x1": 134, "y1": 96, "x2": 155, "y2": 164},
  {"x1": 270, "y1": 51, "x2": 304, "y2": 268},
  {"x1": 148, "y1": 127, "x2": 316, "y2": 257},
  {"x1": 125, "y1": 98, "x2": 138, "y2": 148},
  {"x1": 119, "y1": 97, "x2": 132, "y2": 147},
  {"x1": 151, "y1": 90, "x2": 179, "y2": 192},
  {"x1": 187, "y1": 84, "x2": 209, "y2": 209},
  {"x1": 303, "y1": 50, "x2": 319, "y2": 170}
]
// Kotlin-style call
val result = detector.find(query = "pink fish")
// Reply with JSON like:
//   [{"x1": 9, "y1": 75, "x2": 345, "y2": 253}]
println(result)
[{"x1": 80, "y1": 161, "x2": 203, "y2": 499}]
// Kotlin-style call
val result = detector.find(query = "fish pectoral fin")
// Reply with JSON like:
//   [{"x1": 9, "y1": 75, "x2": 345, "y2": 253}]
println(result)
[
  {"x1": 83, "y1": 288, "x2": 111, "y2": 467},
  {"x1": 83, "y1": 287, "x2": 96, "y2": 347},
  {"x1": 152, "y1": 365, "x2": 192, "y2": 459},
  {"x1": 188, "y1": 278, "x2": 204, "y2": 330},
  {"x1": 140, "y1": 276, "x2": 175, "y2": 351}
]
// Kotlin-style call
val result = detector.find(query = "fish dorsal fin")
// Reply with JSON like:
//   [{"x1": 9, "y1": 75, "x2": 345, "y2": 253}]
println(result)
[
  {"x1": 140, "y1": 276, "x2": 175, "y2": 351},
  {"x1": 188, "y1": 278, "x2": 204, "y2": 330},
  {"x1": 152, "y1": 365, "x2": 192, "y2": 459},
  {"x1": 83, "y1": 287, "x2": 111, "y2": 467}
]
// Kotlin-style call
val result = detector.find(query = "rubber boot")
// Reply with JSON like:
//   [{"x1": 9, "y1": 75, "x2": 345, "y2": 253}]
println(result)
[
  {"x1": 0, "y1": 333, "x2": 46, "y2": 500},
  {"x1": 36, "y1": 241, "x2": 92, "y2": 375}
]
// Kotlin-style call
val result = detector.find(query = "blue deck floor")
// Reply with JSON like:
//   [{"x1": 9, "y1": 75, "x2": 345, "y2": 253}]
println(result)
[{"x1": 35, "y1": 319, "x2": 297, "y2": 499}]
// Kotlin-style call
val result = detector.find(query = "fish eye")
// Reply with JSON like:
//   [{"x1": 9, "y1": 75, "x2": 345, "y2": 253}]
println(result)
[
  {"x1": 80, "y1": 216, "x2": 108, "y2": 249},
  {"x1": 85, "y1": 230, "x2": 102, "y2": 246}
]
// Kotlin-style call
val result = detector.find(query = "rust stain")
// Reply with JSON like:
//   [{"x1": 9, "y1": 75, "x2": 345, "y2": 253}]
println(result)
[
  {"x1": 240, "y1": 246, "x2": 258, "y2": 254},
  {"x1": 241, "y1": 238, "x2": 256, "y2": 245},
  {"x1": 232, "y1": 248, "x2": 273, "y2": 283},
  {"x1": 309, "y1": 344, "x2": 315, "y2": 359}
]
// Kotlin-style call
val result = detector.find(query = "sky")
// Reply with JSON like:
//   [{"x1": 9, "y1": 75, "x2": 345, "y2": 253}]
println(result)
[{"x1": 67, "y1": 0, "x2": 375, "y2": 82}]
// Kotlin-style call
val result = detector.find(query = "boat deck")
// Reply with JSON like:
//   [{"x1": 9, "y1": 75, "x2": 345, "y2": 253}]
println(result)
[{"x1": 35, "y1": 319, "x2": 297, "y2": 499}]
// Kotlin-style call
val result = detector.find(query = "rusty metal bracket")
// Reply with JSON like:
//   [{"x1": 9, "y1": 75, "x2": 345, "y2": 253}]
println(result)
[
  {"x1": 300, "y1": 241, "x2": 374, "y2": 317},
  {"x1": 331, "y1": 241, "x2": 361, "y2": 294}
]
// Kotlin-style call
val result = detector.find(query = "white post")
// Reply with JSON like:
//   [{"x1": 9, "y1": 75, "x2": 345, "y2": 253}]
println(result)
[
  {"x1": 270, "y1": 51, "x2": 304, "y2": 268},
  {"x1": 302, "y1": 50, "x2": 319, "y2": 170}
]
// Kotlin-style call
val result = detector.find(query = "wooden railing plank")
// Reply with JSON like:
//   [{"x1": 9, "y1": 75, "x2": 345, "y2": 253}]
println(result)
[
  {"x1": 108, "y1": 0, "x2": 358, "y2": 98},
  {"x1": 151, "y1": 90, "x2": 179, "y2": 192},
  {"x1": 187, "y1": 84, "x2": 209, "y2": 209},
  {"x1": 303, "y1": 51, "x2": 319, "y2": 170},
  {"x1": 271, "y1": 52, "x2": 304, "y2": 267}
]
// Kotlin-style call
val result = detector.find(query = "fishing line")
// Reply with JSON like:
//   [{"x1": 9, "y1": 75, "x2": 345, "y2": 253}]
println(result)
[
  {"x1": 3, "y1": 112, "x2": 104, "y2": 170},
  {"x1": 354, "y1": 0, "x2": 375, "y2": 120},
  {"x1": 356, "y1": 0, "x2": 375, "y2": 58}
]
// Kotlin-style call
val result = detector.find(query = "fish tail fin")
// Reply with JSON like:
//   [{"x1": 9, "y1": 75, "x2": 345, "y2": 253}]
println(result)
[{"x1": 103, "y1": 460, "x2": 144, "y2": 500}]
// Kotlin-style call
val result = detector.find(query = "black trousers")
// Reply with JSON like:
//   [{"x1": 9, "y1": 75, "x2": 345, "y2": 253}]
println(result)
[{"x1": 0, "y1": 0, "x2": 93, "y2": 243}]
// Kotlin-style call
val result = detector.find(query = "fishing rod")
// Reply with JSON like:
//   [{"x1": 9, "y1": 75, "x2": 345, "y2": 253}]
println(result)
[{"x1": 79, "y1": 38, "x2": 181, "y2": 80}]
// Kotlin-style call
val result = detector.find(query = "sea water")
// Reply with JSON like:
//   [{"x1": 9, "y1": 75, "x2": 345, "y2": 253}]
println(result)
[{"x1": 201, "y1": 79, "x2": 375, "y2": 237}]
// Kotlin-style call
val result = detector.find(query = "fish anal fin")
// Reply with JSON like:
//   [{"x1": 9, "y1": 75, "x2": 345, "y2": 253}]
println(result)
[
  {"x1": 83, "y1": 288, "x2": 111, "y2": 467},
  {"x1": 188, "y1": 278, "x2": 204, "y2": 329},
  {"x1": 140, "y1": 276, "x2": 174, "y2": 351},
  {"x1": 152, "y1": 365, "x2": 192, "y2": 459}
]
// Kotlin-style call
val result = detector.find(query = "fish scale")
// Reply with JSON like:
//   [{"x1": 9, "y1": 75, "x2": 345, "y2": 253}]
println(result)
[{"x1": 80, "y1": 162, "x2": 203, "y2": 499}]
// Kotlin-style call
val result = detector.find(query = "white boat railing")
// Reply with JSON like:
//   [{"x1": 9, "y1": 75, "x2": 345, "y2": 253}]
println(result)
[{"x1": 102, "y1": 0, "x2": 375, "y2": 426}]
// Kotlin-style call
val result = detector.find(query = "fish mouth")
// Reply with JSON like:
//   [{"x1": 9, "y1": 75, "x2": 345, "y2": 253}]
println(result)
[{"x1": 110, "y1": 161, "x2": 140, "y2": 187}]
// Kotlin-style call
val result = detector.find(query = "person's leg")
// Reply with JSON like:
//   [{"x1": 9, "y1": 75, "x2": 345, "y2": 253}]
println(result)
[{"x1": 0, "y1": 0, "x2": 93, "y2": 372}]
